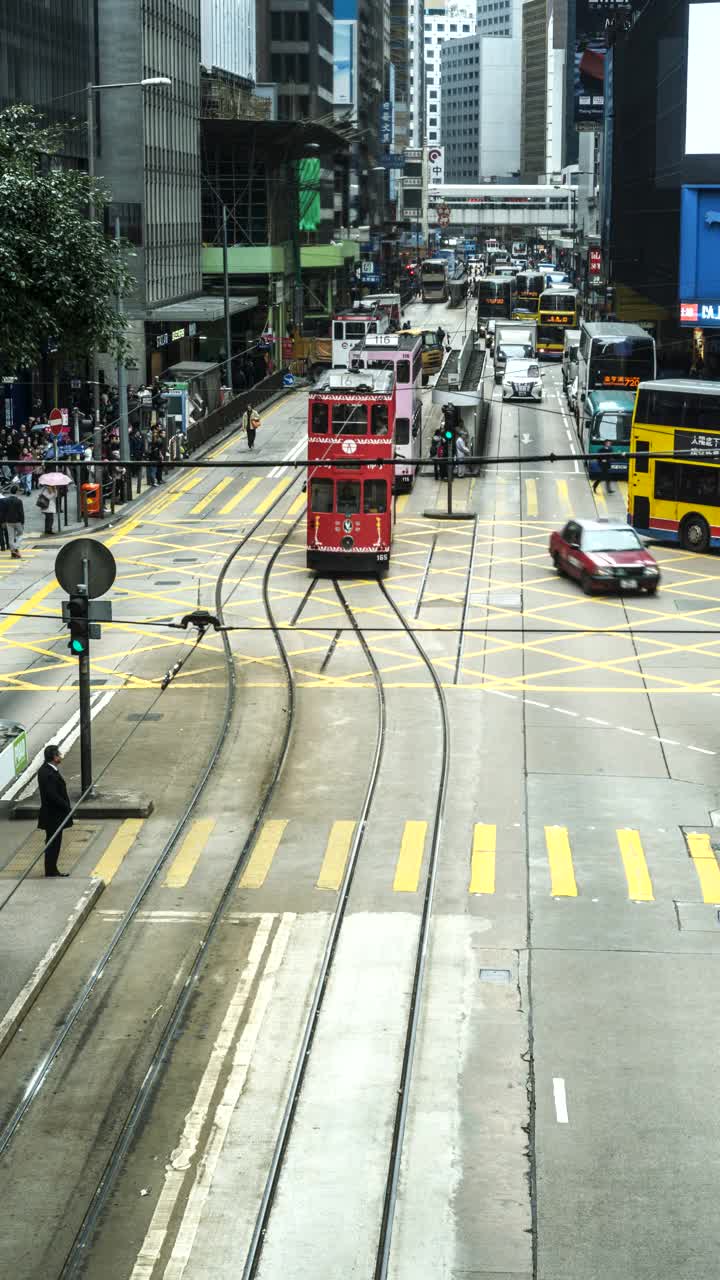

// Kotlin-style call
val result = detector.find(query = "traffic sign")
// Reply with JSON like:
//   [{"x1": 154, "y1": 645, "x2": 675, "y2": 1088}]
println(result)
[
  {"x1": 55, "y1": 539, "x2": 117, "y2": 599},
  {"x1": 48, "y1": 408, "x2": 66, "y2": 436}
]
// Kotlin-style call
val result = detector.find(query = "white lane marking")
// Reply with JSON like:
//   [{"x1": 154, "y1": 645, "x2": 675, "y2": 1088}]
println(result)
[
  {"x1": 486, "y1": 690, "x2": 517, "y2": 700},
  {"x1": 142, "y1": 913, "x2": 295, "y2": 1280},
  {"x1": 553, "y1": 1077, "x2": 569, "y2": 1124},
  {"x1": 525, "y1": 699, "x2": 550, "y2": 708},
  {"x1": 268, "y1": 434, "x2": 307, "y2": 479},
  {"x1": 2, "y1": 689, "x2": 116, "y2": 802},
  {"x1": 651, "y1": 736, "x2": 681, "y2": 746},
  {"x1": 618, "y1": 727, "x2": 645, "y2": 736},
  {"x1": 558, "y1": 404, "x2": 581, "y2": 472},
  {"x1": 554, "y1": 707, "x2": 579, "y2": 717},
  {"x1": 585, "y1": 717, "x2": 609, "y2": 726},
  {"x1": 687, "y1": 745, "x2": 716, "y2": 755}
]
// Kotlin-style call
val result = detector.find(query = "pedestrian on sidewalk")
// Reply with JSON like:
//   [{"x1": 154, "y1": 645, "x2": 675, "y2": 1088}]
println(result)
[
  {"x1": 37, "y1": 745, "x2": 73, "y2": 877},
  {"x1": 454, "y1": 433, "x2": 469, "y2": 478},
  {"x1": 18, "y1": 445, "x2": 34, "y2": 495},
  {"x1": 243, "y1": 405, "x2": 261, "y2": 450},
  {"x1": 147, "y1": 431, "x2": 166, "y2": 486},
  {"x1": 0, "y1": 496, "x2": 8, "y2": 551},
  {"x1": 592, "y1": 442, "x2": 614, "y2": 495},
  {"x1": 37, "y1": 483, "x2": 57, "y2": 534},
  {"x1": 430, "y1": 427, "x2": 444, "y2": 480},
  {"x1": 2, "y1": 485, "x2": 24, "y2": 557}
]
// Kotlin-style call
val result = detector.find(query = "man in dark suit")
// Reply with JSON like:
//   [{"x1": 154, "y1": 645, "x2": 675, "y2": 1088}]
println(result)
[{"x1": 37, "y1": 744, "x2": 73, "y2": 877}]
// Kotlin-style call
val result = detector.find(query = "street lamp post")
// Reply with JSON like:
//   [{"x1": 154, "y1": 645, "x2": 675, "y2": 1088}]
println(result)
[{"x1": 85, "y1": 77, "x2": 171, "y2": 434}]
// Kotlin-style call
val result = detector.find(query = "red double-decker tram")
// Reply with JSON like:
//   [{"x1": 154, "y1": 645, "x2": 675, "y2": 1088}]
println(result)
[{"x1": 307, "y1": 369, "x2": 396, "y2": 574}]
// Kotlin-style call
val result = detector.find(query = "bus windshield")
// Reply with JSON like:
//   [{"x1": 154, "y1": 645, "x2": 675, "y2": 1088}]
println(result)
[
  {"x1": 590, "y1": 337, "x2": 655, "y2": 390},
  {"x1": 590, "y1": 411, "x2": 632, "y2": 443},
  {"x1": 541, "y1": 292, "x2": 575, "y2": 313}
]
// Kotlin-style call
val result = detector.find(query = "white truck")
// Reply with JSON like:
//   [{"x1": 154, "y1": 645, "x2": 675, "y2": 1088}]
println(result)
[{"x1": 493, "y1": 319, "x2": 538, "y2": 384}]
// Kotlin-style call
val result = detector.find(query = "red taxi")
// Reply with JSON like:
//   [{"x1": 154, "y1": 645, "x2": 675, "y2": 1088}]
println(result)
[{"x1": 549, "y1": 520, "x2": 661, "y2": 595}]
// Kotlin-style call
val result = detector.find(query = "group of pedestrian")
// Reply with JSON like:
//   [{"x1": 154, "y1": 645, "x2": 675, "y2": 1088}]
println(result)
[
  {"x1": 0, "y1": 427, "x2": 48, "y2": 493},
  {"x1": 429, "y1": 426, "x2": 471, "y2": 480}
]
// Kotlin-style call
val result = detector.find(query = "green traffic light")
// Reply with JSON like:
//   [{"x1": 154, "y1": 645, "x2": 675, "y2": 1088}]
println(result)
[
  {"x1": 70, "y1": 638, "x2": 86, "y2": 655},
  {"x1": 444, "y1": 429, "x2": 453, "y2": 439}
]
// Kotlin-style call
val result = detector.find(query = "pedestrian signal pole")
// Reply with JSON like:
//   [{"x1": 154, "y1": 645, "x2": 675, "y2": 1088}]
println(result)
[{"x1": 68, "y1": 576, "x2": 93, "y2": 793}]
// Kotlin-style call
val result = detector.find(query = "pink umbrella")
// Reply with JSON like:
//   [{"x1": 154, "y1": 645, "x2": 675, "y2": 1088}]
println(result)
[{"x1": 38, "y1": 472, "x2": 72, "y2": 486}]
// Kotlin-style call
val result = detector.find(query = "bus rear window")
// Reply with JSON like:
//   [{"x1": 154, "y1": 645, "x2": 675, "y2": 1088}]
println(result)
[
  {"x1": 591, "y1": 412, "x2": 631, "y2": 443},
  {"x1": 636, "y1": 388, "x2": 720, "y2": 429},
  {"x1": 397, "y1": 360, "x2": 410, "y2": 384},
  {"x1": 311, "y1": 479, "x2": 333, "y2": 512}
]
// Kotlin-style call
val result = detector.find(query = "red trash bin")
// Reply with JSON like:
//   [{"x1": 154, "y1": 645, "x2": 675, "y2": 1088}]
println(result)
[{"x1": 81, "y1": 482, "x2": 102, "y2": 517}]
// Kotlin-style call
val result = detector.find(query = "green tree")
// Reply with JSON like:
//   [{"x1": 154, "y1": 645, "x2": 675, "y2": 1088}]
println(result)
[{"x1": 0, "y1": 105, "x2": 133, "y2": 371}]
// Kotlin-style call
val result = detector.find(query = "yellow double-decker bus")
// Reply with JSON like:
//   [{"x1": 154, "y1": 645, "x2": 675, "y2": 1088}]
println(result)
[
  {"x1": 537, "y1": 288, "x2": 580, "y2": 358},
  {"x1": 628, "y1": 379, "x2": 720, "y2": 552}
]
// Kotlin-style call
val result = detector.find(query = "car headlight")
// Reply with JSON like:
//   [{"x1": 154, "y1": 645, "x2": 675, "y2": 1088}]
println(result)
[
  {"x1": 643, "y1": 566, "x2": 659, "y2": 575},
  {"x1": 594, "y1": 568, "x2": 614, "y2": 578}
]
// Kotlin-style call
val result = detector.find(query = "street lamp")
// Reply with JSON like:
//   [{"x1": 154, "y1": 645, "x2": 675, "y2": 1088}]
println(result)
[{"x1": 85, "y1": 75, "x2": 171, "y2": 452}]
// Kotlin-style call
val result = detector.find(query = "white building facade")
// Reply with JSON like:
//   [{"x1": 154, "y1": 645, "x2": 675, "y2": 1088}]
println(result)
[
  {"x1": 423, "y1": 0, "x2": 475, "y2": 146},
  {"x1": 440, "y1": 0, "x2": 522, "y2": 182},
  {"x1": 201, "y1": 0, "x2": 255, "y2": 81},
  {"x1": 407, "y1": 0, "x2": 426, "y2": 146}
]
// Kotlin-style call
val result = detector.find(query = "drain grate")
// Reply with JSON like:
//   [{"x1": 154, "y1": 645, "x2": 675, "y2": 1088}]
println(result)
[
  {"x1": 126, "y1": 712, "x2": 163, "y2": 722},
  {"x1": 173, "y1": 556, "x2": 199, "y2": 563},
  {"x1": 71, "y1": 678, "x2": 107, "y2": 687},
  {"x1": 154, "y1": 579, "x2": 182, "y2": 586},
  {"x1": 479, "y1": 968, "x2": 512, "y2": 984}
]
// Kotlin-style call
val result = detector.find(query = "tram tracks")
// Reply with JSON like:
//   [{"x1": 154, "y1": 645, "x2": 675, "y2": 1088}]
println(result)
[
  {"x1": 240, "y1": 573, "x2": 450, "y2": 1279},
  {"x1": 0, "y1": 476, "x2": 305, "y2": 1278}
]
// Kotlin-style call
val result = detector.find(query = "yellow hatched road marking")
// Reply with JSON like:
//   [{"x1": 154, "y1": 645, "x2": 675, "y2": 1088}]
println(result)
[
  {"x1": 395, "y1": 494, "x2": 410, "y2": 517},
  {"x1": 525, "y1": 478, "x2": 538, "y2": 518},
  {"x1": 0, "y1": 578, "x2": 58, "y2": 636},
  {"x1": 469, "y1": 823, "x2": 496, "y2": 894},
  {"x1": 316, "y1": 821, "x2": 356, "y2": 890},
  {"x1": 545, "y1": 825, "x2": 577, "y2": 896},
  {"x1": 393, "y1": 820, "x2": 427, "y2": 892},
  {"x1": 287, "y1": 491, "x2": 307, "y2": 517},
  {"x1": 220, "y1": 476, "x2": 261, "y2": 514},
  {"x1": 164, "y1": 818, "x2": 216, "y2": 888},
  {"x1": 92, "y1": 818, "x2": 144, "y2": 884},
  {"x1": 617, "y1": 828, "x2": 654, "y2": 901},
  {"x1": 556, "y1": 478, "x2": 572, "y2": 517},
  {"x1": 687, "y1": 832, "x2": 720, "y2": 903},
  {"x1": 240, "y1": 819, "x2": 288, "y2": 889},
  {"x1": 190, "y1": 477, "x2": 233, "y2": 515},
  {"x1": 617, "y1": 480, "x2": 629, "y2": 506},
  {"x1": 253, "y1": 479, "x2": 290, "y2": 516}
]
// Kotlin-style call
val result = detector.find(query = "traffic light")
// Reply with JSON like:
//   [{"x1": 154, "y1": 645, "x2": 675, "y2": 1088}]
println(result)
[{"x1": 68, "y1": 594, "x2": 90, "y2": 656}]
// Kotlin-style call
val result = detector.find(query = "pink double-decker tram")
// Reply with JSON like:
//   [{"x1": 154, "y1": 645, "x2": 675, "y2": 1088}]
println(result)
[{"x1": 306, "y1": 369, "x2": 396, "y2": 575}]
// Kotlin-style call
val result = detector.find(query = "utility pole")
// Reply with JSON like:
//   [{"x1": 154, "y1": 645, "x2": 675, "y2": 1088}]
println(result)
[
  {"x1": 222, "y1": 204, "x2": 233, "y2": 386},
  {"x1": 86, "y1": 83, "x2": 100, "y2": 430}
]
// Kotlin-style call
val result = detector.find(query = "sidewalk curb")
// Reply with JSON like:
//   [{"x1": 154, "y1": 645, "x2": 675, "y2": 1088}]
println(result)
[
  {"x1": 25, "y1": 386, "x2": 294, "y2": 550},
  {"x1": 0, "y1": 877, "x2": 105, "y2": 1060}
]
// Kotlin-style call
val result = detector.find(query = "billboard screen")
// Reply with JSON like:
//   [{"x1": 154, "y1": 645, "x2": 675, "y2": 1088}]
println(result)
[
  {"x1": 685, "y1": 3, "x2": 720, "y2": 154},
  {"x1": 574, "y1": 0, "x2": 632, "y2": 128},
  {"x1": 334, "y1": 21, "x2": 356, "y2": 107}
]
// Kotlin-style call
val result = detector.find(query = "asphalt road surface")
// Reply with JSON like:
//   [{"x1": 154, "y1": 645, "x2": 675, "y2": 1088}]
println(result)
[{"x1": 0, "y1": 299, "x2": 719, "y2": 1280}]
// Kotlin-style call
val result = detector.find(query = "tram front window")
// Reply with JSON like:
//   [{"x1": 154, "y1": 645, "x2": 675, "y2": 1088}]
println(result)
[
  {"x1": 311, "y1": 403, "x2": 329, "y2": 434},
  {"x1": 310, "y1": 479, "x2": 333, "y2": 512},
  {"x1": 364, "y1": 480, "x2": 388, "y2": 513},
  {"x1": 336, "y1": 481, "x2": 361, "y2": 514},
  {"x1": 332, "y1": 403, "x2": 368, "y2": 434},
  {"x1": 371, "y1": 405, "x2": 389, "y2": 435}
]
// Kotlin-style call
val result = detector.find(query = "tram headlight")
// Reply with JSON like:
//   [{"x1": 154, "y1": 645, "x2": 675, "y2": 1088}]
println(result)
[{"x1": 341, "y1": 535, "x2": 354, "y2": 550}]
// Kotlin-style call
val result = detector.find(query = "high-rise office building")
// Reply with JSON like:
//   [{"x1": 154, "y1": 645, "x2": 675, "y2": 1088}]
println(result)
[
  {"x1": 257, "y1": 0, "x2": 335, "y2": 120},
  {"x1": 407, "y1": 0, "x2": 426, "y2": 146},
  {"x1": 520, "y1": 0, "x2": 574, "y2": 182},
  {"x1": 440, "y1": 0, "x2": 522, "y2": 183},
  {"x1": 423, "y1": 0, "x2": 475, "y2": 146},
  {"x1": 201, "y1": 0, "x2": 256, "y2": 81}
]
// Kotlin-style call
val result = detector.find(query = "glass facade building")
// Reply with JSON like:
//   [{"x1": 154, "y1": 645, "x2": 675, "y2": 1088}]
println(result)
[{"x1": 0, "y1": 0, "x2": 93, "y2": 162}]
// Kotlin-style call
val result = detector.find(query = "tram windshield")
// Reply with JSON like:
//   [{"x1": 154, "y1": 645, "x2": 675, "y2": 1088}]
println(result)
[
  {"x1": 336, "y1": 481, "x2": 361, "y2": 514},
  {"x1": 364, "y1": 480, "x2": 388, "y2": 512},
  {"x1": 332, "y1": 403, "x2": 368, "y2": 434},
  {"x1": 371, "y1": 405, "x2": 389, "y2": 435},
  {"x1": 311, "y1": 403, "x2": 328, "y2": 433},
  {"x1": 310, "y1": 479, "x2": 333, "y2": 512}
]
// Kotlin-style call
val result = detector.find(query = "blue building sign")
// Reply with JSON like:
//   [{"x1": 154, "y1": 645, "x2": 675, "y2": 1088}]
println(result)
[{"x1": 679, "y1": 185, "x2": 720, "y2": 325}]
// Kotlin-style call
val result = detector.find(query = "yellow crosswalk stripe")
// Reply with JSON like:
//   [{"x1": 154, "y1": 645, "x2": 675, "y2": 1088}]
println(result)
[
  {"x1": 190, "y1": 477, "x2": 233, "y2": 514},
  {"x1": 287, "y1": 491, "x2": 307, "y2": 517},
  {"x1": 469, "y1": 823, "x2": 496, "y2": 894},
  {"x1": 395, "y1": 493, "x2": 410, "y2": 517},
  {"x1": 240, "y1": 819, "x2": 288, "y2": 889},
  {"x1": 555, "y1": 478, "x2": 572, "y2": 517},
  {"x1": 92, "y1": 818, "x2": 144, "y2": 884},
  {"x1": 316, "y1": 821, "x2": 356, "y2": 890},
  {"x1": 593, "y1": 486, "x2": 608, "y2": 516},
  {"x1": 393, "y1": 820, "x2": 427, "y2": 892},
  {"x1": 164, "y1": 818, "x2": 216, "y2": 888},
  {"x1": 253, "y1": 479, "x2": 290, "y2": 516},
  {"x1": 545, "y1": 826, "x2": 577, "y2": 897},
  {"x1": 617, "y1": 828, "x2": 654, "y2": 901},
  {"x1": 525, "y1": 478, "x2": 538, "y2": 518},
  {"x1": 687, "y1": 832, "x2": 720, "y2": 903},
  {"x1": 220, "y1": 476, "x2": 261, "y2": 514},
  {"x1": 617, "y1": 480, "x2": 628, "y2": 506}
]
